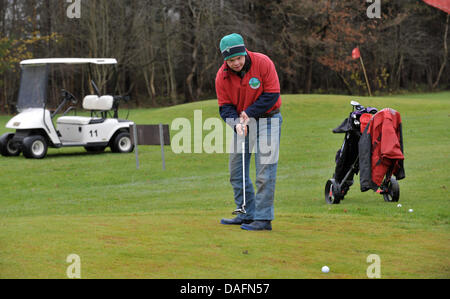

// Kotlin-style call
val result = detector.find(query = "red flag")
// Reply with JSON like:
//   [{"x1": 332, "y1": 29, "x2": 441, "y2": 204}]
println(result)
[
  {"x1": 352, "y1": 48, "x2": 361, "y2": 60},
  {"x1": 422, "y1": 0, "x2": 450, "y2": 14}
]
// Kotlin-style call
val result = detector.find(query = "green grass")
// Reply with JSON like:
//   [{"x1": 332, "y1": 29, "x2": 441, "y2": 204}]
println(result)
[{"x1": 0, "y1": 92, "x2": 449, "y2": 279}]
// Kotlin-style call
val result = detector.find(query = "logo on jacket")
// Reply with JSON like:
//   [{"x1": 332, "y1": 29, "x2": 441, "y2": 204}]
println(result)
[{"x1": 249, "y1": 77, "x2": 261, "y2": 90}]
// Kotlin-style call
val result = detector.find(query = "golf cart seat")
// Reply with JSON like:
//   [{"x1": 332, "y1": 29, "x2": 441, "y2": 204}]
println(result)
[
  {"x1": 82, "y1": 95, "x2": 114, "y2": 111},
  {"x1": 82, "y1": 95, "x2": 100, "y2": 110},
  {"x1": 57, "y1": 95, "x2": 113, "y2": 125}
]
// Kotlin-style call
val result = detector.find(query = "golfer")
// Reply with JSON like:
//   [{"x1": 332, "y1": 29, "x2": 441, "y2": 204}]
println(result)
[{"x1": 215, "y1": 33, "x2": 282, "y2": 231}]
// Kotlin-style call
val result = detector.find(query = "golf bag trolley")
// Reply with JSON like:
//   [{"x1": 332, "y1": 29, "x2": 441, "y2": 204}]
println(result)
[{"x1": 325, "y1": 101, "x2": 404, "y2": 204}]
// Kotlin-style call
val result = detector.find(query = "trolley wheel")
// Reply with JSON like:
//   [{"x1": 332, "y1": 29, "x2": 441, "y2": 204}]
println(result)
[
  {"x1": 325, "y1": 179, "x2": 341, "y2": 204},
  {"x1": 383, "y1": 177, "x2": 400, "y2": 202}
]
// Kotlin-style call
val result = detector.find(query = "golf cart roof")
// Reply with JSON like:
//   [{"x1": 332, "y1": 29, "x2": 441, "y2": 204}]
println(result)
[
  {"x1": 20, "y1": 58, "x2": 117, "y2": 65},
  {"x1": 16, "y1": 58, "x2": 117, "y2": 112}
]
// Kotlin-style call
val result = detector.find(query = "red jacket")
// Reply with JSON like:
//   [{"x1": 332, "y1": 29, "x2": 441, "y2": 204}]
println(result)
[
  {"x1": 359, "y1": 108, "x2": 405, "y2": 191},
  {"x1": 215, "y1": 50, "x2": 281, "y2": 115}
]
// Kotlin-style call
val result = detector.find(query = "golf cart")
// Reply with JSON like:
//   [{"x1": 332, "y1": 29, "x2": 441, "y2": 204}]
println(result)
[{"x1": 0, "y1": 58, "x2": 135, "y2": 159}]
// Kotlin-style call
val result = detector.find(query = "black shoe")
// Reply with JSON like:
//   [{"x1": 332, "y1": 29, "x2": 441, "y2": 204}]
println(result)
[
  {"x1": 241, "y1": 220, "x2": 272, "y2": 231},
  {"x1": 220, "y1": 217, "x2": 253, "y2": 225}
]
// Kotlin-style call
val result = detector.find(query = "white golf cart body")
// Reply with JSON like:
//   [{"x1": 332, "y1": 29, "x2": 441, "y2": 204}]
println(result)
[
  {"x1": 1, "y1": 58, "x2": 135, "y2": 159},
  {"x1": 56, "y1": 94, "x2": 132, "y2": 144},
  {"x1": 6, "y1": 108, "x2": 60, "y2": 145}
]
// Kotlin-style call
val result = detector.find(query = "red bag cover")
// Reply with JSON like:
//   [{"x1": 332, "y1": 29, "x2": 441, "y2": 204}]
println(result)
[
  {"x1": 369, "y1": 108, "x2": 404, "y2": 186},
  {"x1": 360, "y1": 113, "x2": 373, "y2": 134}
]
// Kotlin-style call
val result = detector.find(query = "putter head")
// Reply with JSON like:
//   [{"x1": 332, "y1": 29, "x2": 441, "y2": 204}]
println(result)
[{"x1": 232, "y1": 207, "x2": 246, "y2": 215}]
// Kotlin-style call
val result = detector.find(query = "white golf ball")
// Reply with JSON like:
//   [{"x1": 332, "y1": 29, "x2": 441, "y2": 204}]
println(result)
[
  {"x1": 322, "y1": 266, "x2": 330, "y2": 273},
  {"x1": 397, "y1": 204, "x2": 402, "y2": 208},
  {"x1": 409, "y1": 209, "x2": 413, "y2": 213}
]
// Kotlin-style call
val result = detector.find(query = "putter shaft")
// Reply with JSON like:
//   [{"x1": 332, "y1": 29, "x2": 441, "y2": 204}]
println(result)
[
  {"x1": 242, "y1": 141, "x2": 246, "y2": 211},
  {"x1": 231, "y1": 137, "x2": 247, "y2": 215}
]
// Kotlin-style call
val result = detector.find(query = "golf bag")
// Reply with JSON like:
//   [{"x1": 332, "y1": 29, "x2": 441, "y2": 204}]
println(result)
[{"x1": 325, "y1": 101, "x2": 405, "y2": 204}]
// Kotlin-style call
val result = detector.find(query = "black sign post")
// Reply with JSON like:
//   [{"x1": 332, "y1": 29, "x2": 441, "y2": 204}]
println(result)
[{"x1": 130, "y1": 124, "x2": 170, "y2": 170}]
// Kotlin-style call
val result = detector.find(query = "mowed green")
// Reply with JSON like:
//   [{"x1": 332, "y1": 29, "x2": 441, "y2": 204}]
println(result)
[{"x1": 0, "y1": 92, "x2": 448, "y2": 279}]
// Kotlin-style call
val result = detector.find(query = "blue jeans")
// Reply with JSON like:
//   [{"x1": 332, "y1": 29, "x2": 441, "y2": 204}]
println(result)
[{"x1": 229, "y1": 113, "x2": 282, "y2": 221}]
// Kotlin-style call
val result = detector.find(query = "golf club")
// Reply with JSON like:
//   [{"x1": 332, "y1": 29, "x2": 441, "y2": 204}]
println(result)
[{"x1": 233, "y1": 139, "x2": 247, "y2": 215}]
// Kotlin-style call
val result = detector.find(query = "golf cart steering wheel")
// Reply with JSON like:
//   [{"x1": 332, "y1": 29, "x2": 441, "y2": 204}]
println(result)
[
  {"x1": 61, "y1": 89, "x2": 78, "y2": 104},
  {"x1": 91, "y1": 80, "x2": 101, "y2": 96}
]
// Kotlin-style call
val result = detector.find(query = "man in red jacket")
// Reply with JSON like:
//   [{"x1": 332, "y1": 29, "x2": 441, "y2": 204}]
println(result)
[{"x1": 215, "y1": 33, "x2": 282, "y2": 231}]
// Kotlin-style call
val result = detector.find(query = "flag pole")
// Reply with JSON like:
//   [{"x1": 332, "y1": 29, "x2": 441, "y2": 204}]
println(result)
[{"x1": 359, "y1": 55, "x2": 372, "y2": 97}]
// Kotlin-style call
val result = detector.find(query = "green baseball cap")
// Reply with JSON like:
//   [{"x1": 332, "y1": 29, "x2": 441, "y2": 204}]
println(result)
[{"x1": 220, "y1": 33, "x2": 247, "y2": 61}]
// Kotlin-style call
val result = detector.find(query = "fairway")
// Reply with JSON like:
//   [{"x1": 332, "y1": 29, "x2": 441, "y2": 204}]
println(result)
[{"x1": 0, "y1": 92, "x2": 449, "y2": 279}]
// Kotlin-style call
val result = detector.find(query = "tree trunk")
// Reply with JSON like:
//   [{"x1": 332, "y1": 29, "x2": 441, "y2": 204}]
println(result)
[
  {"x1": 433, "y1": 14, "x2": 448, "y2": 89},
  {"x1": 305, "y1": 56, "x2": 313, "y2": 94},
  {"x1": 185, "y1": 46, "x2": 198, "y2": 102},
  {"x1": 0, "y1": 0, "x2": 4, "y2": 36},
  {"x1": 337, "y1": 72, "x2": 353, "y2": 95},
  {"x1": 166, "y1": 40, "x2": 178, "y2": 104},
  {"x1": 395, "y1": 54, "x2": 403, "y2": 89}
]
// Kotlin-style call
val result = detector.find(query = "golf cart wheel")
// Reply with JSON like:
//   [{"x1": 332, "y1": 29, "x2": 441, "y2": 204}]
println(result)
[
  {"x1": 0, "y1": 133, "x2": 21, "y2": 156},
  {"x1": 111, "y1": 132, "x2": 134, "y2": 153},
  {"x1": 325, "y1": 179, "x2": 341, "y2": 204},
  {"x1": 22, "y1": 135, "x2": 48, "y2": 159},
  {"x1": 383, "y1": 177, "x2": 400, "y2": 202}
]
